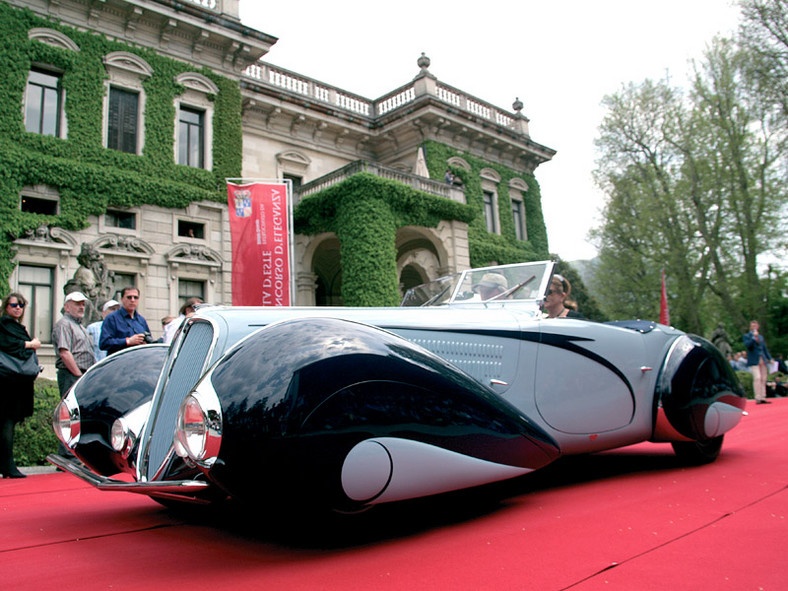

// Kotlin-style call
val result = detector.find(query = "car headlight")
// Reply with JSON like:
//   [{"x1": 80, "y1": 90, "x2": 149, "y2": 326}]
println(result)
[
  {"x1": 53, "y1": 392, "x2": 80, "y2": 448},
  {"x1": 110, "y1": 401, "x2": 151, "y2": 458},
  {"x1": 110, "y1": 417, "x2": 129, "y2": 453},
  {"x1": 175, "y1": 378, "x2": 222, "y2": 468}
]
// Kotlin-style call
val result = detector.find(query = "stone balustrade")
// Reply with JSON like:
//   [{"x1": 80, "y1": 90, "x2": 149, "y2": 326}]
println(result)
[
  {"x1": 182, "y1": 0, "x2": 239, "y2": 18},
  {"x1": 295, "y1": 161, "x2": 466, "y2": 205},
  {"x1": 243, "y1": 61, "x2": 528, "y2": 135}
]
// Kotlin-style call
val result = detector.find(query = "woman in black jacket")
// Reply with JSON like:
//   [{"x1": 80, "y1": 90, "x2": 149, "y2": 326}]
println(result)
[{"x1": 0, "y1": 292, "x2": 41, "y2": 478}]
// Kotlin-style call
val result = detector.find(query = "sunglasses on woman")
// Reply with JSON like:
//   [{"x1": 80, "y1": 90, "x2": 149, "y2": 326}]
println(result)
[{"x1": 7, "y1": 302, "x2": 25, "y2": 308}]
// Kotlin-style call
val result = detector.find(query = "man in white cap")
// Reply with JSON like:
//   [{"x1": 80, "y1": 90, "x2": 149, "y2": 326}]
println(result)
[
  {"x1": 473, "y1": 272, "x2": 508, "y2": 301},
  {"x1": 52, "y1": 291, "x2": 97, "y2": 397},
  {"x1": 86, "y1": 299, "x2": 120, "y2": 362}
]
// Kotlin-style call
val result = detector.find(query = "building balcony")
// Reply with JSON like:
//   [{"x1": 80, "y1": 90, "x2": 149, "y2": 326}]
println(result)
[
  {"x1": 243, "y1": 58, "x2": 532, "y2": 138},
  {"x1": 295, "y1": 161, "x2": 465, "y2": 206}
]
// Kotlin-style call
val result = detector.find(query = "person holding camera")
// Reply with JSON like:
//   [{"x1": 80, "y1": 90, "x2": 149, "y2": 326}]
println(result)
[
  {"x1": 99, "y1": 286, "x2": 152, "y2": 356},
  {"x1": 53, "y1": 291, "x2": 96, "y2": 397}
]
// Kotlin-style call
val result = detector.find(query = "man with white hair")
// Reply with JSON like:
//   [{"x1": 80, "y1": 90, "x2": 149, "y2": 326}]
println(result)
[
  {"x1": 52, "y1": 291, "x2": 96, "y2": 397},
  {"x1": 86, "y1": 299, "x2": 120, "y2": 361}
]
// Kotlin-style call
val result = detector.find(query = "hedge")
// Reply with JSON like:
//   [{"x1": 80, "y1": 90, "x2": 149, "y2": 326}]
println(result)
[{"x1": 14, "y1": 377, "x2": 61, "y2": 466}]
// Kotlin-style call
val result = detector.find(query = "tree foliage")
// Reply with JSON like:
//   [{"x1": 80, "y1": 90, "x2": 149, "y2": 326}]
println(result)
[
  {"x1": 553, "y1": 257, "x2": 607, "y2": 322},
  {"x1": 592, "y1": 14, "x2": 788, "y2": 342}
]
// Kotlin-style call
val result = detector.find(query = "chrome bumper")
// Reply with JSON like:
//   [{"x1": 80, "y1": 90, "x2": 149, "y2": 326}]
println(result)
[{"x1": 47, "y1": 453, "x2": 211, "y2": 496}]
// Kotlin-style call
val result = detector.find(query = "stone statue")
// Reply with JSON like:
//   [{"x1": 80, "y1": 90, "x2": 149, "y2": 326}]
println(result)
[
  {"x1": 710, "y1": 322, "x2": 732, "y2": 359},
  {"x1": 64, "y1": 243, "x2": 114, "y2": 325}
]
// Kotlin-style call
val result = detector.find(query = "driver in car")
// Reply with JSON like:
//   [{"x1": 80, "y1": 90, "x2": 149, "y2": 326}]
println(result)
[{"x1": 473, "y1": 273, "x2": 508, "y2": 301}]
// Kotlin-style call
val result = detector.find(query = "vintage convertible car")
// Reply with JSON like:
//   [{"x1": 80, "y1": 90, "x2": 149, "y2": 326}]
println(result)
[{"x1": 49, "y1": 261, "x2": 747, "y2": 511}]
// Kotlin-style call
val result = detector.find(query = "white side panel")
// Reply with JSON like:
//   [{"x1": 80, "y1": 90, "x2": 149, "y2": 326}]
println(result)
[{"x1": 341, "y1": 437, "x2": 531, "y2": 504}]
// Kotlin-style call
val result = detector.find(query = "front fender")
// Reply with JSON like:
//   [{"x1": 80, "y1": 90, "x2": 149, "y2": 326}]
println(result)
[
  {"x1": 203, "y1": 317, "x2": 560, "y2": 508},
  {"x1": 63, "y1": 344, "x2": 168, "y2": 476},
  {"x1": 656, "y1": 335, "x2": 746, "y2": 441}
]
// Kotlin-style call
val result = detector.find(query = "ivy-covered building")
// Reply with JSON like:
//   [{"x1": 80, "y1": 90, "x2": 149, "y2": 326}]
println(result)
[{"x1": 1, "y1": 0, "x2": 555, "y2": 374}]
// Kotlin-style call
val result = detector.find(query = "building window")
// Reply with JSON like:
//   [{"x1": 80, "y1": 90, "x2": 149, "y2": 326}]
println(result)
[
  {"x1": 173, "y1": 73, "x2": 217, "y2": 171},
  {"x1": 178, "y1": 279, "x2": 205, "y2": 309},
  {"x1": 512, "y1": 199, "x2": 525, "y2": 240},
  {"x1": 107, "y1": 87, "x2": 139, "y2": 154},
  {"x1": 21, "y1": 196, "x2": 58, "y2": 215},
  {"x1": 178, "y1": 220, "x2": 205, "y2": 239},
  {"x1": 25, "y1": 68, "x2": 66, "y2": 137},
  {"x1": 178, "y1": 106, "x2": 204, "y2": 167},
  {"x1": 112, "y1": 273, "x2": 137, "y2": 301},
  {"x1": 105, "y1": 209, "x2": 136, "y2": 230},
  {"x1": 483, "y1": 191, "x2": 497, "y2": 233},
  {"x1": 17, "y1": 265, "x2": 53, "y2": 343},
  {"x1": 283, "y1": 174, "x2": 302, "y2": 189}
]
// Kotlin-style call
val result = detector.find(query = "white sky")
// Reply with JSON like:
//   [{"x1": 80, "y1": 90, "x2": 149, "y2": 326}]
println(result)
[{"x1": 239, "y1": 0, "x2": 742, "y2": 261}]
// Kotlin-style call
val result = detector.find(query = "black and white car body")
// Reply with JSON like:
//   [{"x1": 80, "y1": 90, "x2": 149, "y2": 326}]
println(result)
[{"x1": 50, "y1": 261, "x2": 747, "y2": 511}]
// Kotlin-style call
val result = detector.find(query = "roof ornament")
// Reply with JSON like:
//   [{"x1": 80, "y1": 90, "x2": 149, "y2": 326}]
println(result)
[{"x1": 417, "y1": 52, "x2": 431, "y2": 73}]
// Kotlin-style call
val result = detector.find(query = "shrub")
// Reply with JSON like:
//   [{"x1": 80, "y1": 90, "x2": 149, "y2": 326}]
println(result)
[{"x1": 14, "y1": 377, "x2": 60, "y2": 466}]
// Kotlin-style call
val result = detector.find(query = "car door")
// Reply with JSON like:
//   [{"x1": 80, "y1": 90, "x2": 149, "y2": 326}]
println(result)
[{"x1": 533, "y1": 319, "x2": 647, "y2": 435}]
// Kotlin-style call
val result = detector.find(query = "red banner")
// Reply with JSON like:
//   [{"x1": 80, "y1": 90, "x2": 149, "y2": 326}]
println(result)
[
  {"x1": 227, "y1": 181, "x2": 291, "y2": 306},
  {"x1": 659, "y1": 269, "x2": 670, "y2": 326}
]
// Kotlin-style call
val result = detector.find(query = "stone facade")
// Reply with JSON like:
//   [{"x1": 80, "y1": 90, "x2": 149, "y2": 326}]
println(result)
[{"x1": 3, "y1": 0, "x2": 554, "y2": 377}]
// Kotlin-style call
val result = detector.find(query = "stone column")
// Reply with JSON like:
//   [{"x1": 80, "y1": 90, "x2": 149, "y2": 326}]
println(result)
[{"x1": 295, "y1": 271, "x2": 318, "y2": 306}]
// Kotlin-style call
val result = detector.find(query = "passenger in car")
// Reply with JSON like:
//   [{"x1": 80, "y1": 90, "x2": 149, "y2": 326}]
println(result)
[{"x1": 544, "y1": 274, "x2": 584, "y2": 319}]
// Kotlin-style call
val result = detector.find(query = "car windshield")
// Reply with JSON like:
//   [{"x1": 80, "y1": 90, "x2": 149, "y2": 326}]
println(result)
[{"x1": 401, "y1": 261, "x2": 554, "y2": 307}]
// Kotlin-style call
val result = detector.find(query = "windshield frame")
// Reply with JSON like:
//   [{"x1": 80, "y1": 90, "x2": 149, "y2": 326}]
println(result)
[{"x1": 401, "y1": 261, "x2": 556, "y2": 308}]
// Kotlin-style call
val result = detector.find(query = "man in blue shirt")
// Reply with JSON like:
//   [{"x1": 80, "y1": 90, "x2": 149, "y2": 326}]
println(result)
[
  {"x1": 99, "y1": 287, "x2": 151, "y2": 355},
  {"x1": 743, "y1": 320, "x2": 773, "y2": 405}
]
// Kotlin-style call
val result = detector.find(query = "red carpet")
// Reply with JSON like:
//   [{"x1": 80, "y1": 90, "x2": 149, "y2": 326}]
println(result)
[{"x1": 1, "y1": 399, "x2": 786, "y2": 590}]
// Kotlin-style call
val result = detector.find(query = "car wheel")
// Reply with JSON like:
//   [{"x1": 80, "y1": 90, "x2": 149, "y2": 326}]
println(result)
[{"x1": 671, "y1": 436, "x2": 724, "y2": 465}]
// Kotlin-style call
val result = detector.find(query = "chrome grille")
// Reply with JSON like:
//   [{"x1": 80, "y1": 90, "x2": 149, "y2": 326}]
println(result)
[{"x1": 146, "y1": 321, "x2": 215, "y2": 481}]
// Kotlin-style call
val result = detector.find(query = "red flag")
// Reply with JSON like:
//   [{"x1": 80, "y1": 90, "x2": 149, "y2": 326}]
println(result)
[
  {"x1": 227, "y1": 181, "x2": 292, "y2": 306},
  {"x1": 659, "y1": 269, "x2": 670, "y2": 325}
]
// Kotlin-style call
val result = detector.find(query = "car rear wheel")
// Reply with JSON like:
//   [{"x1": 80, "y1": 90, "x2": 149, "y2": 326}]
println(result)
[{"x1": 671, "y1": 436, "x2": 724, "y2": 465}]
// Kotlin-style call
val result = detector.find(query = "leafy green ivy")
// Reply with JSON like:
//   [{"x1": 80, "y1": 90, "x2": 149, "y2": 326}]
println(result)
[
  {"x1": 423, "y1": 140, "x2": 549, "y2": 266},
  {"x1": 295, "y1": 173, "x2": 475, "y2": 306},
  {"x1": 293, "y1": 139, "x2": 550, "y2": 307},
  {"x1": 0, "y1": 5, "x2": 550, "y2": 305},
  {"x1": 0, "y1": 4, "x2": 242, "y2": 293}
]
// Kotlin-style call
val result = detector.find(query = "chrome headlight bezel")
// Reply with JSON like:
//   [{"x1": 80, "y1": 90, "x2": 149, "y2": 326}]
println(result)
[
  {"x1": 53, "y1": 390, "x2": 81, "y2": 448},
  {"x1": 174, "y1": 377, "x2": 222, "y2": 469},
  {"x1": 110, "y1": 400, "x2": 152, "y2": 458},
  {"x1": 110, "y1": 417, "x2": 128, "y2": 453}
]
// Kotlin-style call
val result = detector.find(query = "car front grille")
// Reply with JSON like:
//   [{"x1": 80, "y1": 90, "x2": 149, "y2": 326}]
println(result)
[{"x1": 145, "y1": 320, "x2": 215, "y2": 481}]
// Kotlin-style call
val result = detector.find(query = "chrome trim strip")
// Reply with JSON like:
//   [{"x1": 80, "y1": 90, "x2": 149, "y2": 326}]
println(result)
[{"x1": 47, "y1": 454, "x2": 209, "y2": 494}]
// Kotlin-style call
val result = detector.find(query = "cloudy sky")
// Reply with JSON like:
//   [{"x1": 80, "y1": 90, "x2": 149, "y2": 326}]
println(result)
[{"x1": 239, "y1": 0, "x2": 742, "y2": 261}]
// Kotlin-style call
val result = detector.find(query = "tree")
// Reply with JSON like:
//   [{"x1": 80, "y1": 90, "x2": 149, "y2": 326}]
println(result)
[
  {"x1": 739, "y1": 0, "x2": 788, "y2": 119},
  {"x1": 687, "y1": 37, "x2": 787, "y2": 326},
  {"x1": 592, "y1": 34, "x2": 787, "y2": 336},
  {"x1": 592, "y1": 79, "x2": 709, "y2": 332}
]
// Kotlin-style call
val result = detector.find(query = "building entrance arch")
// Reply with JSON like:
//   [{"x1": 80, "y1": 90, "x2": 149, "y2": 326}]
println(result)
[{"x1": 310, "y1": 235, "x2": 343, "y2": 306}]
